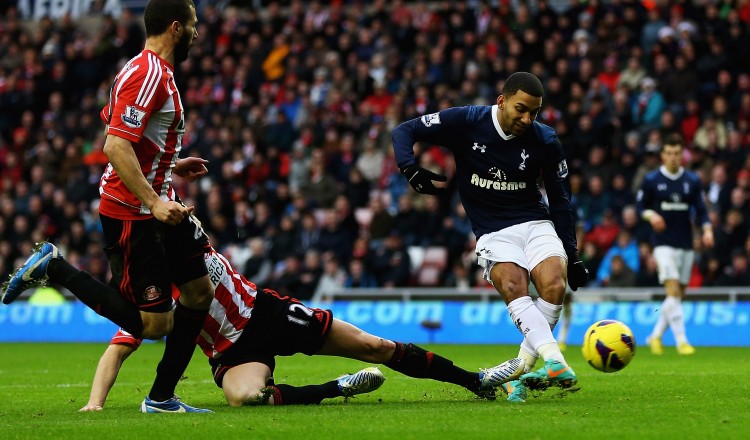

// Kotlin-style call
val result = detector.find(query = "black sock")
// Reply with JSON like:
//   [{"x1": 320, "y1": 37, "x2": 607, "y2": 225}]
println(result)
[
  {"x1": 47, "y1": 259, "x2": 143, "y2": 338},
  {"x1": 148, "y1": 302, "x2": 208, "y2": 402},
  {"x1": 385, "y1": 342, "x2": 480, "y2": 391},
  {"x1": 270, "y1": 382, "x2": 340, "y2": 405}
]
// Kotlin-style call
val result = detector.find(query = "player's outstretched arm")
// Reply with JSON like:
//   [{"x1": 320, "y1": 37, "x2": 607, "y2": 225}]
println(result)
[{"x1": 80, "y1": 344, "x2": 137, "y2": 411}]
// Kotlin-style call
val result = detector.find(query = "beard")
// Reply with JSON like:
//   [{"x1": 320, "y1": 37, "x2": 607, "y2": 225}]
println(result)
[{"x1": 174, "y1": 31, "x2": 192, "y2": 63}]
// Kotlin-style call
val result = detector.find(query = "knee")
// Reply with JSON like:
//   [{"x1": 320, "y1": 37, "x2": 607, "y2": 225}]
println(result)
[
  {"x1": 225, "y1": 385, "x2": 269, "y2": 407},
  {"x1": 539, "y1": 278, "x2": 567, "y2": 304}
]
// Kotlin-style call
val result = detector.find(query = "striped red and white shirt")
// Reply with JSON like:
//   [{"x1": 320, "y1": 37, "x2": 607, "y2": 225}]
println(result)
[
  {"x1": 111, "y1": 250, "x2": 259, "y2": 360},
  {"x1": 99, "y1": 49, "x2": 185, "y2": 220}
]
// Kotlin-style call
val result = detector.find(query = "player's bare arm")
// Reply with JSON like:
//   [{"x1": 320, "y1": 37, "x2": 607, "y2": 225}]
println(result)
[
  {"x1": 103, "y1": 134, "x2": 190, "y2": 225},
  {"x1": 80, "y1": 343, "x2": 137, "y2": 411}
]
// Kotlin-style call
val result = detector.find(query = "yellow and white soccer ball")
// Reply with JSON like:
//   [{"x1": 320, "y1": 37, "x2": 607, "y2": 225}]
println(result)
[{"x1": 581, "y1": 320, "x2": 636, "y2": 373}]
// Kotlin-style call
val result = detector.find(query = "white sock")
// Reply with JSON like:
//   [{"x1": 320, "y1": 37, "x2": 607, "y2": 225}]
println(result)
[
  {"x1": 535, "y1": 297, "x2": 563, "y2": 329},
  {"x1": 537, "y1": 342, "x2": 564, "y2": 363},
  {"x1": 507, "y1": 297, "x2": 563, "y2": 363},
  {"x1": 650, "y1": 297, "x2": 671, "y2": 340},
  {"x1": 663, "y1": 296, "x2": 689, "y2": 344},
  {"x1": 518, "y1": 339, "x2": 539, "y2": 373}
]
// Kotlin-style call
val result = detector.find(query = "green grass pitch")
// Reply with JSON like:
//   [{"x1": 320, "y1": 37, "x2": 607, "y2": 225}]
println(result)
[{"x1": 0, "y1": 342, "x2": 748, "y2": 439}]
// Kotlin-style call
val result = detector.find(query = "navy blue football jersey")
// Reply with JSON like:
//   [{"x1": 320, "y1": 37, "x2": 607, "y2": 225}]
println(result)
[
  {"x1": 392, "y1": 105, "x2": 577, "y2": 256},
  {"x1": 636, "y1": 166, "x2": 710, "y2": 249}
]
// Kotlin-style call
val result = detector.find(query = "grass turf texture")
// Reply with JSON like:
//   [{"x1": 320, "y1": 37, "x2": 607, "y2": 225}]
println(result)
[{"x1": 0, "y1": 343, "x2": 748, "y2": 439}]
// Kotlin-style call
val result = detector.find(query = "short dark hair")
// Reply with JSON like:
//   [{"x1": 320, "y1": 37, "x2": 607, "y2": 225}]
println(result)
[
  {"x1": 144, "y1": 0, "x2": 195, "y2": 37},
  {"x1": 502, "y1": 72, "x2": 544, "y2": 98},
  {"x1": 662, "y1": 133, "x2": 684, "y2": 151}
]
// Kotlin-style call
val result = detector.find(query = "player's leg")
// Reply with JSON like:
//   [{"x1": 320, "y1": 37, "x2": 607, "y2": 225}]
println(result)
[
  {"x1": 101, "y1": 214, "x2": 176, "y2": 339},
  {"x1": 530, "y1": 257, "x2": 568, "y2": 360},
  {"x1": 2, "y1": 240, "x2": 147, "y2": 338},
  {"x1": 317, "y1": 318, "x2": 522, "y2": 397},
  {"x1": 521, "y1": 256, "x2": 577, "y2": 389},
  {"x1": 648, "y1": 246, "x2": 695, "y2": 354},
  {"x1": 517, "y1": 221, "x2": 577, "y2": 389},
  {"x1": 145, "y1": 214, "x2": 214, "y2": 410},
  {"x1": 215, "y1": 350, "x2": 380, "y2": 406},
  {"x1": 667, "y1": 249, "x2": 695, "y2": 354},
  {"x1": 477, "y1": 224, "x2": 554, "y2": 370},
  {"x1": 220, "y1": 362, "x2": 274, "y2": 406}
]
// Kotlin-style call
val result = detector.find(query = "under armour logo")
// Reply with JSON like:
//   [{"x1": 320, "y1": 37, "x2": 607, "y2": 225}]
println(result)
[
  {"x1": 472, "y1": 142, "x2": 487, "y2": 153},
  {"x1": 519, "y1": 149, "x2": 529, "y2": 170}
]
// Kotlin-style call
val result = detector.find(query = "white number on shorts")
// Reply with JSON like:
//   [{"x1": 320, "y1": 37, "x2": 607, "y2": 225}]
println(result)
[{"x1": 287, "y1": 303, "x2": 314, "y2": 327}]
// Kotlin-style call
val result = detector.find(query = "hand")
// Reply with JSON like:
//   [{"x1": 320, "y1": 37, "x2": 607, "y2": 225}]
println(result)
[
  {"x1": 648, "y1": 212, "x2": 666, "y2": 233},
  {"x1": 79, "y1": 403, "x2": 103, "y2": 412},
  {"x1": 400, "y1": 165, "x2": 447, "y2": 195},
  {"x1": 151, "y1": 200, "x2": 194, "y2": 225},
  {"x1": 174, "y1": 157, "x2": 209, "y2": 182},
  {"x1": 567, "y1": 257, "x2": 589, "y2": 291}
]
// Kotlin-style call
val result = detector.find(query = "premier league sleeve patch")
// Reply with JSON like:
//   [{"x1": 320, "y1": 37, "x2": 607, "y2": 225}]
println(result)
[
  {"x1": 122, "y1": 105, "x2": 146, "y2": 128},
  {"x1": 420, "y1": 112, "x2": 441, "y2": 127},
  {"x1": 557, "y1": 159, "x2": 569, "y2": 178}
]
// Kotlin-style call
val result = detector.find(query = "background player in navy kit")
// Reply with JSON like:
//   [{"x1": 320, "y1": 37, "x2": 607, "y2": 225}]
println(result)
[
  {"x1": 392, "y1": 72, "x2": 588, "y2": 402},
  {"x1": 636, "y1": 134, "x2": 714, "y2": 355}
]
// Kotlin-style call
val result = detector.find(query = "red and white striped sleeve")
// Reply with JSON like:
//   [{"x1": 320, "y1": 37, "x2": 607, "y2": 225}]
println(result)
[{"x1": 106, "y1": 52, "x2": 169, "y2": 143}]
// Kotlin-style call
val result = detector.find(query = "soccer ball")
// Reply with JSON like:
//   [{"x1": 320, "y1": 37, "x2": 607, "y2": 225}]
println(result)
[{"x1": 581, "y1": 320, "x2": 636, "y2": 373}]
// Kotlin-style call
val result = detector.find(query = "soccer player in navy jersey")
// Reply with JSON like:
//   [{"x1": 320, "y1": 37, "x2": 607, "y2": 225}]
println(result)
[
  {"x1": 392, "y1": 72, "x2": 588, "y2": 402},
  {"x1": 79, "y1": 248, "x2": 523, "y2": 411},
  {"x1": 636, "y1": 134, "x2": 714, "y2": 355}
]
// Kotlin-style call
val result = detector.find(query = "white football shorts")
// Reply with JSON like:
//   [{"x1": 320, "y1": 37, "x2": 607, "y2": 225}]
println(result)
[
  {"x1": 476, "y1": 220, "x2": 566, "y2": 284},
  {"x1": 653, "y1": 245, "x2": 694, "y2": 285}
]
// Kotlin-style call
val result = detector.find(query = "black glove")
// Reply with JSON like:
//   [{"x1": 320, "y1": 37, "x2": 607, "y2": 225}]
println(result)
[
  {"x1": 567, "y1": 256, "x2": 589, "y2": 291},
  {"x1": 400, "y1": 165, "x2": 447, "y2": 195}
]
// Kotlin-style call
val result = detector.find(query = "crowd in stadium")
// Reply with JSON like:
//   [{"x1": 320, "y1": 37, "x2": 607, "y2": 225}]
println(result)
[{"x1": 1, "y1": 0, "x2": 750, "y2": 301}]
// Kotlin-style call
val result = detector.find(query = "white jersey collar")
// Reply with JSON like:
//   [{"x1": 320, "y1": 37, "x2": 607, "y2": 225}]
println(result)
[
  {"x1": 492, "y1": 105, "x2": 515, "y2": 140},
  {"x1": 660, "y1": 165, "x2": 685, "y2": 180}
]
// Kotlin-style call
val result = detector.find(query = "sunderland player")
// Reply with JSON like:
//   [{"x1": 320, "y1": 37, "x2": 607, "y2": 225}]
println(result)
[
  {"x1": 392, "y1": 72, "x2": 588, "y2": 402},
  {"x1": 2, "y1": 0, "x2": 213, "y2": 413},
  {"x1": 636, "y1": 134, "x2": 713, "y2": 355},
  {"x1": 79, "y1": 248, "x2": 524, "y2": 411}
]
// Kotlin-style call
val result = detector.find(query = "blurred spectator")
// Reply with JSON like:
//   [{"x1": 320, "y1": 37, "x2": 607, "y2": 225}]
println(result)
[
  {"x1": 371, "y1": 233, "x2": 411, "y2": 287},
  {"x1": 344, "y1": 258, "x2": 377, "y2": 288},
  {"x1": 314, "y1": 255, "x2": 347, "y2": 297},
  {"x1": 244, "y1": 237, "x2": 272, "y2": 286},
  {"x1": 298, "y1": 249, "x2": 323, "y2": 299},
  {"x1": 596, "y1": 230, "x2": 640, "y2": 286},
  {"x1": 632, "y1": 77, "x2": 666, "y2": 130},
  {"x1": 605, "y1": 255, "x2": 637, "y2": 288},
  {"x1": 716, "y1": 249, "x2": 750, "y2": 286},
  {"x1": 584, "y1": 209, "x2": 620, "y2": 254}
]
